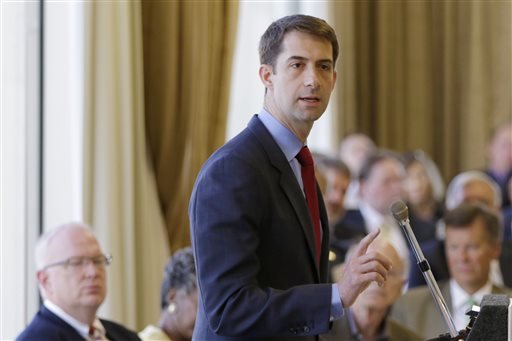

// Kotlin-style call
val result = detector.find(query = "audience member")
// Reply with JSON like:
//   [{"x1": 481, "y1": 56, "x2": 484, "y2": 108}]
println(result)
[
  {"x1": 401, "y1": 150, "x2": 445, "y2": 242},
  {"x1": 444, "y1": 170, "x2": 502, "y2": 215},
  {"x1": 139, "y1": 247, "x2": 197, "y2": 341},
  {"x1": 17, "y1": 222, "x2": 140, "y2": 341},
  {"x1": 313, "y1": 153, "x2": 352, "y2": 277},
  {"x1": 339, "y1": 132, "x2": 376, "y2": 209},
  {"x1": 314, "y1": 153, "x2": 351, "y2": 226},
  {"x1": 408, "y1": 170, "x2": 512, "y2": 288},
  {"x1": 485, "y1": 120, "x2": 512, "y2": 208},
  {"x1": 391, "y1": 203, "x2": 510, "y2": 339},
  {"x1": 332, "y1": 149, "x2": 410, "y2": 265},
  {"x1": 323, "y1": 241, "x2": 420, "y2": 341}
]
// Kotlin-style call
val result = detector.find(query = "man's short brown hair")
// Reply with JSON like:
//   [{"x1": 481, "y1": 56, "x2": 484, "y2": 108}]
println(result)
[
  {"x1": 444, "y1": 202, "x2": 501, "y2": 241},
  {"x1": 259, "y1": 14, "x2": 339, "y2": 70}
]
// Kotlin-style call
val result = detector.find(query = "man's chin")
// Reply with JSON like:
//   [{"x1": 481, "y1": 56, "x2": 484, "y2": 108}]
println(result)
[{"x1": 82, "y1": 295, "x2": 105, "y2": 307}]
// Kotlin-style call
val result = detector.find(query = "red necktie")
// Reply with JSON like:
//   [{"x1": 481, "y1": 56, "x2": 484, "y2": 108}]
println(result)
[{"x1": 296, "y1": 146, "x2": 322, "y2": 264}]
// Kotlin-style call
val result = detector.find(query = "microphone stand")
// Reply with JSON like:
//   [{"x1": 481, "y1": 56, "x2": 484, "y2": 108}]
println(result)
[{"x1": 391, "y1": 201, "x2": 462, "y2": 340}]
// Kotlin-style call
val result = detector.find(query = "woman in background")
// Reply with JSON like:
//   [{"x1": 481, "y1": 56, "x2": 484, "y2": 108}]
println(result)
[
  {"x1": 401, "y1": 150, "x2": 445, "y2": 242},
  {"x1": 139, "y1": 247, "x2": 197, "y2": 341}
]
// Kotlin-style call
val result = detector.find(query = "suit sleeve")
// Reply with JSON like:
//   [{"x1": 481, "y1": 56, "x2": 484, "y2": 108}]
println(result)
[{"x1": 189, "y1": 154, "x2": 332, "y2": 337}]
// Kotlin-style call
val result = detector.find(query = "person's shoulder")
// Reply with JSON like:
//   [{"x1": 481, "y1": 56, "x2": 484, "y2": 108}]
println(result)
[
  {"x1": 335, "y1": 209, "x2": 364, "y2": 228},
  {"x1": 394, "y1": 284, "x2": 433, "y2": 307},
  {"x1": 138, "y1": 324, "x2": 170, "y2": 341},
  {"x1": 16, "y1": 320, "x2": 55, "y2": 341},
  {"x1": 387, "y1": 317, "x2": 423, "y2": 340},
  {"x1": 491, "y1": 284, "x2": 512, "y2": 296},
  {"x1": 101, "y1": 318, "x2": 141, "y2": 341},
  {"x1": 16, "y1": 309, "x2": 81, "y2": 341}
]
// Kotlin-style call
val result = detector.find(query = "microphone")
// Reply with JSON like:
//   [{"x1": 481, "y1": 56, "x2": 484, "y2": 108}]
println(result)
[{"x1": 391, "y1": 200, "x2": 459, "y2": 338}]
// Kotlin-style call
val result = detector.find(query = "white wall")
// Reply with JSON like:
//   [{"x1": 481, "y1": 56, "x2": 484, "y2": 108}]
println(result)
[
  {"x1": 0, "y1": 2, "x2": 85, "y2": 338},
  {"x1": 1, "y1": 1, "x2": 40, "y2": 338},
  {"x1": 43, "y1": 1, "x2": 84, "y2": 230}
]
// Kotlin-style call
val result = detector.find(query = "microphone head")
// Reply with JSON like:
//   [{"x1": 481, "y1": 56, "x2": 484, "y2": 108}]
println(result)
[{"x1": 391, "y1": 200, "x2": 409, "y2": 221}]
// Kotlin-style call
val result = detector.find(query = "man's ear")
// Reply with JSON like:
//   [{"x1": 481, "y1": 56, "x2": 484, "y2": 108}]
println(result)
[
  {"x1": 491, "y1": 240, "x2": 502, "y2": 260},
  {"x1": 37, "y1": 270, "x2": 50, "y2": 294},
  {"x1": 331, "y1": 70, "x2": 337, "y2": 91},
  {"x1": 166, "y1": 288, "x2": 177, "y2": 304},
  {"x1": 259, "y1": 64, "x2": 273, "y2": 89}
]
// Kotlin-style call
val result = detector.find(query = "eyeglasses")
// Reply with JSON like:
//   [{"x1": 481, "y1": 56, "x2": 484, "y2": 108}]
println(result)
[{"x1": 42, "y1": 254, "x2": 113, "y2": 270}]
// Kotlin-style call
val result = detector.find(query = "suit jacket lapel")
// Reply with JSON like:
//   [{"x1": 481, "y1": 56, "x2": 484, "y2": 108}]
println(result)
[
  {"x1": 40, "y1": 305, "x2": 86, "y2": 339},
  {"x1": 248, "y1": 115, "x2": 321, "y2": 279}
]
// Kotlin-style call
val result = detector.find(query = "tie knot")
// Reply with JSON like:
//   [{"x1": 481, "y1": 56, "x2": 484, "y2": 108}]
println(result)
[
  {"x1": 296, "y1": 146, "x2": 314, "y2": 166},
  {"x1": 466, "y1": 296, "x2": 477, "y2": 307}
]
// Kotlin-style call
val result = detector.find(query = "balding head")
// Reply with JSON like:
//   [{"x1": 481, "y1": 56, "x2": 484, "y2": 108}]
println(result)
[
  {"x1": 445, "y1": 171, "x2": 502, "y2": 211},
  {"x1": 35, "y1": 222, "x2": 96, "y2": 270},
  {"x1": 35, "y1": 222, "x2": 108, "y2": 324}
]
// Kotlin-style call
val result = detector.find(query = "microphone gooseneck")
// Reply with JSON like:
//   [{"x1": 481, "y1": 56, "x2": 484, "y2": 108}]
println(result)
[{"x1": 391, "y1": 200, "x2": 459, "y2": 338}]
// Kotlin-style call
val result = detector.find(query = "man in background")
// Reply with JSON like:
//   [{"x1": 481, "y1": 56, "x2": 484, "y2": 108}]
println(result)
[
  {"x1": 332, "y1": 149, "x2": 410, "y2": 265},
  {"x1": 391, "y1": 203, "x2": 510, "y2": 339},
  {"x1": 17, "y1": 222, "x2": 140, "y2": 341},
  {"x1": 314, "y1": 154, "x2": 351, "y2": 226},
  {"x1": 338, "y1": 132, "x2": 376, "y2": 209},
  {"x1": 408, "y1": 170, "x2": 512, "y2": 288},
  {"x1": 485, "y1": 120, "x2": 512, "y2": 208}
]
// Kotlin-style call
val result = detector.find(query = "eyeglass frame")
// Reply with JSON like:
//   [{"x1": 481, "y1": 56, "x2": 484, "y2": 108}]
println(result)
[{"x1": 41, "y1": 253, "x2": 113, "y2": 271}]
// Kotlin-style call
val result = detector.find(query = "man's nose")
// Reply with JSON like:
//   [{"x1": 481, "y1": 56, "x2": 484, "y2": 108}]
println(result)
[
  {"x1": 83, "y1": 259, "x2": 101, "y2": 276},
  {"x1": 303, "y1": 67, "x2": 319, "y2": 88}
]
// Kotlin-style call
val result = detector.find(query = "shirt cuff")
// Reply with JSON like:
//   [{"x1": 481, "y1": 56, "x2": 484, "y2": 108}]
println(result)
[{"x1": 330, "y1": 284, "x2": 344, "y2": 321}]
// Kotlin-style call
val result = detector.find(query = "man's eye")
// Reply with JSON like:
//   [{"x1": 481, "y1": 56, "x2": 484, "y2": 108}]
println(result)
[
  {"x1": 320, "y1": 64, "x2": 331, "y2": 71},
  {"x1": 68, "y1": 258, "x2": 84, "y2": 267},
  {"x1": 92, "y1": 256, "x2": 105, "y2": 265},
  {"x1": 291, "y1": 63, "x2": 302, "y2": 69}
]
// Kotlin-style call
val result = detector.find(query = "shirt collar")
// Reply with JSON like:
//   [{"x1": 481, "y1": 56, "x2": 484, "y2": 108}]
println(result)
[
  {"x1": 257, "y1": 108, "x2": 304, "y2": 162},
  {"x1": 450, "y1": 278, "x2": 493, "y2": 310},
  {"x1": 360, "y1": 202, "x2": 387, "y2": 232},
  {"x1": 44, "y1": 299, "x2": 104, "y2": 339}
]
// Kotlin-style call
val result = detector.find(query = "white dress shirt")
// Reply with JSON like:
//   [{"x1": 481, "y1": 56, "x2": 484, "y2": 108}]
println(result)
[
  {"x1": 44, "y1": 299, "x2": 107, "y2": 340},
  {"x1": 359, "y1": 202, "x2": 410, "y2": 265},
  {"x1": 449, "y1": 279, "x2": 492, "y2": 331}
]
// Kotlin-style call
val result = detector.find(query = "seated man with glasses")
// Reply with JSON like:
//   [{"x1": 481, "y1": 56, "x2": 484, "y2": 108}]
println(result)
[{"x1": 17, "y1": 222, "x2": 140, "y2": 341}]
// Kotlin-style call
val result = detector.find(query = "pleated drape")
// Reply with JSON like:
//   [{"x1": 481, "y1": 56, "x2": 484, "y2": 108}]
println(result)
[
  {"x1": 331, "y1": 1, "x2": 511, "y2": 181},
  {"x1": 83, "y1": 0, "x2": 169, "y2": 330},
  {"x1": 141, "y1": 1, "x2": 239, "y2": 251}
]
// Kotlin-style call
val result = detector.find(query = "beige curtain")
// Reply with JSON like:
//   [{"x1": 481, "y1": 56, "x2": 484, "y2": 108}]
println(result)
[
  {"x1": 141, "y1": 1, "x2": 239, "y2": 251},
  {"x1": 331, "y1": 1, "x2": 511, "y2": 182},
  {"x1": 83, "y1": 1, "x2": 169, "y2": 330}
]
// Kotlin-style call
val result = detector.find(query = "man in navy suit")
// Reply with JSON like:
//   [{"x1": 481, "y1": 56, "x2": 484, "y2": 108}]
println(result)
[
  {"x1": 17, "y1": 222, "x2": 140, "y2": 341},
  {"x1": 189, "y1": 14, "x2": 392, "y2": 341}
]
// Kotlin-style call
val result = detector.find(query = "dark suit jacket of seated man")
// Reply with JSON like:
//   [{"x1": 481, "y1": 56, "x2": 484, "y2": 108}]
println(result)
[
  {"x1": 17, "y1": 222, "x2": 140, "y2": 341},
  {"x1": 17, "y1": 304, "x2": 140, "y2": 341}
]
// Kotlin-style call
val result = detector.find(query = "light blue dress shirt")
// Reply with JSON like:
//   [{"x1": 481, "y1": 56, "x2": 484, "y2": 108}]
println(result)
[{"x1": 257, "y1": 108, "x2": 343, "y2": 321}]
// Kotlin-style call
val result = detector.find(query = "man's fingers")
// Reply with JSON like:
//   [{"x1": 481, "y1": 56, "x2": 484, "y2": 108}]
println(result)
[
  {"x1": 352, "y1": 229, "x2": 380, "y2": 257},
  {"x1": 357, "y1": 251, "x2": 393, "y2": 272}
]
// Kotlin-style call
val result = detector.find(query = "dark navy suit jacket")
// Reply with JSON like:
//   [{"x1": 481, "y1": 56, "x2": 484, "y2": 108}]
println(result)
[
  {"x1": 16, "y1": 304, "x2": 140, "y2": 341},
  {"x1": 503, "y1": 207, "x2": 512, "y2": 240},
  {"x1": 189, "y1": 115, "x2": 332, "y2": 340}
]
